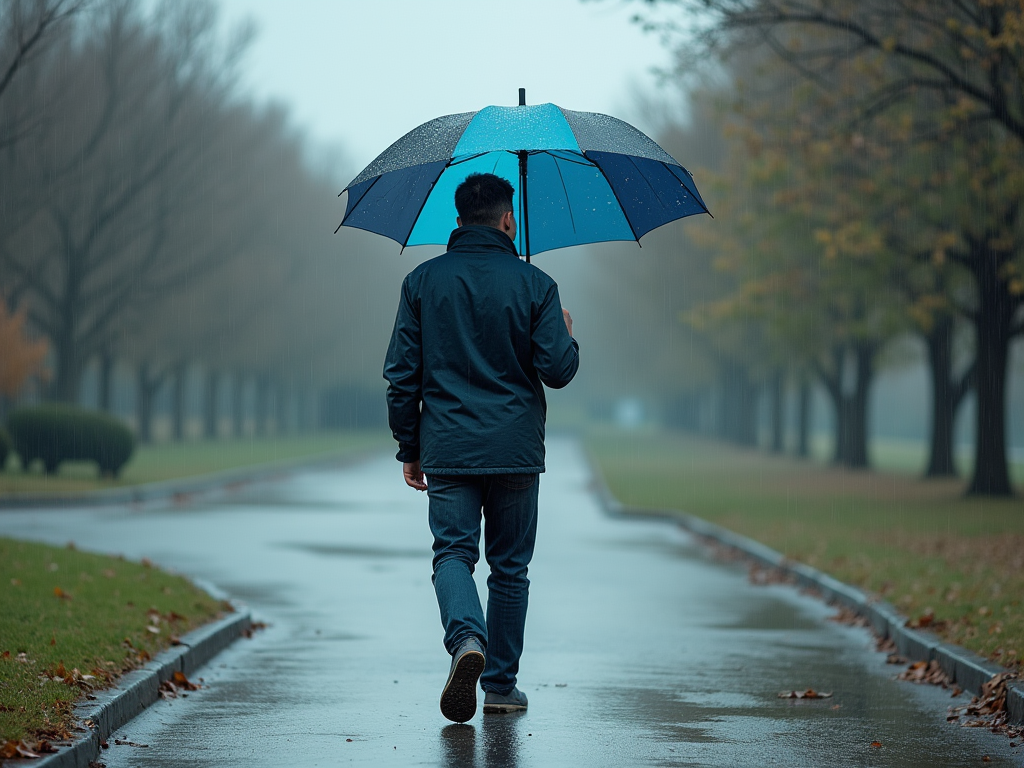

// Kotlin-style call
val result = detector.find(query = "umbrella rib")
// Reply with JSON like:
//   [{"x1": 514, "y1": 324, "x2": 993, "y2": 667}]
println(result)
[
  {"x1": 335, "y1": 175, "x2": 381, "y2": 233},
  {"x1": 586, "y1": 152, "x2": 641, "y2": 246},
  {"x1": 550, "y1": 153, "x2": 577, "y2": 237},
  {"x1": 627, "y1": 155, "x2": 671, "y2": 211},
  {"x1": 448, "y1": 152, "x2": 490, "y2": 167},
  {"x1": 400, "y1": 161, "x2": 452, "y2": 252},
  {"x1": 666, "y1": 163, "x2": 713, "y2": 217},
  {"x1": 543, "y1": 150, "x2": 593, "y2": 168}
]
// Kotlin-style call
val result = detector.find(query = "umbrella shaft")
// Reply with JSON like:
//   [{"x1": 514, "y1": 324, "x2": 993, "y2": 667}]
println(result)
[{"x1": 518, "y1": 150, "x2": 531, "y2": 263}]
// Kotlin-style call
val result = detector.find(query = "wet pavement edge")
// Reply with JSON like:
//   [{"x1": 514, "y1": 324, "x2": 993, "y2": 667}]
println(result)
[
  {"x1": 584, "y1": 449, "x2": 1024, "y2": 725},
  {"x1": 0, "y1": 451, "x2": 371, "y2": 511},
  {"x1": 32, "y1": 605, "x2": 252, "y2": 768}
]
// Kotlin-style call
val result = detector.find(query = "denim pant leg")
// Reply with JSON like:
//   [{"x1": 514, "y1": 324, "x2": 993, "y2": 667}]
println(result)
[
  {"x1": 480, "y1": 474, "x2": 539, "y2": 695},
  {"x1": 427, "y1": 475, "x2": 488, "y2": 655}
]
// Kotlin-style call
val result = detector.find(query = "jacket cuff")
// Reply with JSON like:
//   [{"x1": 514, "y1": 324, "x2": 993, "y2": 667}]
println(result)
[{"x1": 396, "y1": 443, "x2": 420, "y2": 463}]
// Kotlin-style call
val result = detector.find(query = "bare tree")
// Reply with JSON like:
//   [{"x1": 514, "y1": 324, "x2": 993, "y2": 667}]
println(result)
[{"x1": 0, "y1": 0, "x2": 258, "y2": 403}]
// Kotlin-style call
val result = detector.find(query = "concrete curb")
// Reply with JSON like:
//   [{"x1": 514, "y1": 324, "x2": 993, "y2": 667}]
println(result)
[
  {"x1": 29, "y1": 597, "x2": 252, "y2": 768},
  {"x1": 0, "y1": 448, "x2": 379, "y2": 511},
  {"x1": 587, "y1": 455, "x2": 1021, "y2": 725}
]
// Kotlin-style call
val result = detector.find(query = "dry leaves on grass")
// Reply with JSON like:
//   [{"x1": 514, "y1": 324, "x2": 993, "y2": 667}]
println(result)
[
  {"x1": 778, "y1": 689, "x2": 833, "y2": 699},
  {"x1": 905, "y1": 609, "x2": 948, "y2": 631}
]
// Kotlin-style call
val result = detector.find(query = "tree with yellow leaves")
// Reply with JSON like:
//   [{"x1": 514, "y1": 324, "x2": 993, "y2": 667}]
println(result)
[{"x1": 638, "y1": 0, "x2": 1024, "y2": 495}]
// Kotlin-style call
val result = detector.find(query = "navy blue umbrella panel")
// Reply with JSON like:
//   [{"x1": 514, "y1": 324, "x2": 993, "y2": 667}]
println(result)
[{"x1": 339, "y1": 103, "x2": 710, "y2": 258}]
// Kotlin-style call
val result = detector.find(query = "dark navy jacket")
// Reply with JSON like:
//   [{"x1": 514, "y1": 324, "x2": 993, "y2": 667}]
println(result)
[{"x1": 383, "y1": 226, "x2": 579, "y2": 474}]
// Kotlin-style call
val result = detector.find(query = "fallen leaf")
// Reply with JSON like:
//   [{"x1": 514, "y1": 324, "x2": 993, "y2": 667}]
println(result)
[
  {"x1": 53, "y1": 587, "x2": 71, "y2": 600},
  {"x1": 171, "y1": 671, "x2": 199, "y2": 690},
  {"x1": 15, "y1": 741, "x2": 41, "y2": 758},
  {"x1": 897, "y1": 659, "x2": 950, "y2": 686},
  {"x1": 870, "y1": 741, "x2": 882, "y2": 748},
  {"x1": 113, "y1": 739, "x2": 148, "y2": 748},
  {"x1": 146, "y1": 626, "x2": 160, "y2": 634},
  {"x1": 778, "y1": 689, "x2": 833, "y2": 699}
]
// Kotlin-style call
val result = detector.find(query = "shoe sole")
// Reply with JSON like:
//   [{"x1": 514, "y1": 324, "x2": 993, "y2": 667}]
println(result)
[
  {"x1": 440, "y1": 650, "x2": 485, "y2": 723},
  {"x1": 482, "y1": 702, "x2": 527, "y2": 714}
]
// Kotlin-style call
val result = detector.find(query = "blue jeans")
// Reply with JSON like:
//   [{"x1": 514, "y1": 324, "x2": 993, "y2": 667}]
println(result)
[{"x1": 427, "y1": 473, "x2": 539, "y2": 695}]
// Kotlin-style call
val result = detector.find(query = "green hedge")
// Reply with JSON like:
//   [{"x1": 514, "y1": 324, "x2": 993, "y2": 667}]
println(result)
[{"x1": 7, "y1": 405, "x2": 135, "y2": 477}]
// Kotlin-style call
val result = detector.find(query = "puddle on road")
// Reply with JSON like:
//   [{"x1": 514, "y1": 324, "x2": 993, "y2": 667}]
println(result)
[{"x1": 277, "y1": 542, "x2": 428, "y2": 559}]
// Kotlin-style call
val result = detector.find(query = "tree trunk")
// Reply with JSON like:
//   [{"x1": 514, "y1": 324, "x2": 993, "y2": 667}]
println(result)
[
  {"x1": 769, "y1": 369, "x2": 784, "y2": 453},
  {"x1": 98, "y1": 351, "x2": 115, "y2": 413},
  {"x1": 922, "y1": 316, "x2": 975, "y2": 478},
  {"x1": 966, "y1": 247, "x2": 1017, "y2": 495},
  {"x1": 233, "y1": 373, "x2": 246, "y2": 438},
  {"x1": 846, "y1": 342, "x2": 873, "y2": 468},
  {"x1": 51, "y1": 335, "x2": 83, "y2": 404},
  {"x1": 822, "y1": 343, "x2": 874, "y2": 469},
  {"x1": 297, "y1": 387, "x2": 310, "y2": 434},
  {"x1": 718, "y1": 361, "x2": 758, "y2": 446},
  {"x1": 255, "y1": 375, "x2": 269, "y2": 437},
  {"x1": 136, "y1": 362, "x2": 164, "y2": 444},
  {"x1": 204, "y1": 369, "x2": 219, "y2": 439},
  {"x1": 275, "y1": 380, "x2": 289, "y2": 435},
  {"x1": 796, "y1": 374, "x2": 811, "y2": 458},
  {"x1": 171, "y1": 362, "x2": 187, "y2": 441}
]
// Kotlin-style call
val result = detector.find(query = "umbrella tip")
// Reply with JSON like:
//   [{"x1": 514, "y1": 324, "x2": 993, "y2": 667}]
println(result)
[{"x1": 519, "y1": 88, "x2": 526, "y2": 106}]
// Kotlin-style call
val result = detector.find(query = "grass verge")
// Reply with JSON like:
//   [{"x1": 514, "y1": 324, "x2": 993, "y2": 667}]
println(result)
[
  {"x1": 0, "y1": 537, "x2": 226, "y2": 744},
  {"x1": 587, "y1": 429, "x2": 1024, "y2": 670},
  {"x1": 0, "y1": 431, "x2": 390, "y2": 496}
]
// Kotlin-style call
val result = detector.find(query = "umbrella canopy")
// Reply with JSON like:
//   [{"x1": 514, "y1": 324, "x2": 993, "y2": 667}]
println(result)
[{"x1": 338, "y1": 94, "x2": 710, "y2": 259}]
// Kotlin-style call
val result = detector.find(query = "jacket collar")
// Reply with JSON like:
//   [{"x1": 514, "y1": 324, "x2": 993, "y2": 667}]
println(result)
[{"x1": 446, "y1": 225, "x2": 519, "y2": 257}]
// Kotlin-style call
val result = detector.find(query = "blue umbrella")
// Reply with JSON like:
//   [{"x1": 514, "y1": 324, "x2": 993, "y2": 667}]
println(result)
[{"x1": 337, "y1": 90, "x2": 710, "y2": 261}]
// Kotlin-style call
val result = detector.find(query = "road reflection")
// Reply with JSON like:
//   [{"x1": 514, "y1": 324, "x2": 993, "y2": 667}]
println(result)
[{"x1": 440, "y1": 713, "x2": 525, "y2": 768}]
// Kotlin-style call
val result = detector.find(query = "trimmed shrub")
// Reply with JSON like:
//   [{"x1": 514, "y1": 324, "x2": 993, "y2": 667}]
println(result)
[
  {"x1": 7, "y1": 405, "x2": 135, "y2": 477},
  {"x1": 0, "y1": 427, "x2": 9, "y2": 471}
]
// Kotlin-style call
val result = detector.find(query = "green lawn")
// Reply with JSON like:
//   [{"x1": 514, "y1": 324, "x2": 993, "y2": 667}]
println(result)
[
  {"x1": 0, "y1": 538, "x2": 226, "y2": 745},
  {"x1": 587, "y1": 428, "x2": 1024, "y2": 669},
  {"x1": 0, "y1": 431, "x2": 391, "y2": 497}
]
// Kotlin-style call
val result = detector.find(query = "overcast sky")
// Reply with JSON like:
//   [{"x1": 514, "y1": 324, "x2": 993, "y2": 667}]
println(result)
[{"x1": 216, "y1": 0, "x2": 678, "y2": 182}]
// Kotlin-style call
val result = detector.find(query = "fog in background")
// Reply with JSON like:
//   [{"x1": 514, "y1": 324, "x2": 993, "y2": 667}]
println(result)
[{"x1": 1, "y1": 0, "x2": 1021, "y2": 483}]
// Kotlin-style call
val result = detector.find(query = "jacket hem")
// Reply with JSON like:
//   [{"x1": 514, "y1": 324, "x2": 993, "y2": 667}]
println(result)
[{"x1": 422, "y1": 465, "x2": 545, "y2": 475}]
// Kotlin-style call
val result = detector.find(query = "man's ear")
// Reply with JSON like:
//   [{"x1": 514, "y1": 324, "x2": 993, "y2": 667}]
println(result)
[
  {"x1": 456, "y1": 216, "x2": 463, "y2": 227},
  {"x1": 502, "y1": 210, "x2": 514, "y2": 231}
]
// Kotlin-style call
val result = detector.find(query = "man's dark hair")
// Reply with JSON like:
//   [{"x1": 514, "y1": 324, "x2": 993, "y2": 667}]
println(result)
[{"x1": 455, "y1": 173, "x2": 515, "y2": 227}]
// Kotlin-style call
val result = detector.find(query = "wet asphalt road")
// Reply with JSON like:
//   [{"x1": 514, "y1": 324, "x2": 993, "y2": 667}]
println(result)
[{"x1": 1, "y1": 438, "x2": 1019, "y2": 767}]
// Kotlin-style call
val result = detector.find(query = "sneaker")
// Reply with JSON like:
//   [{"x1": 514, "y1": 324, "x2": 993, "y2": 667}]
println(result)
[
  {"x1": 440, "y1": 637, "x2": 486, "y2": 723},
  {"x1": 482, "y1": 687, "x2": 528, "y2": 714}
]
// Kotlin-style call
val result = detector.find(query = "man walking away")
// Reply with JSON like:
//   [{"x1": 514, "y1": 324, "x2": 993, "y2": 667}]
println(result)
[{"x1": 384, "y1": 173, "x2": 579, "y2": 723}]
